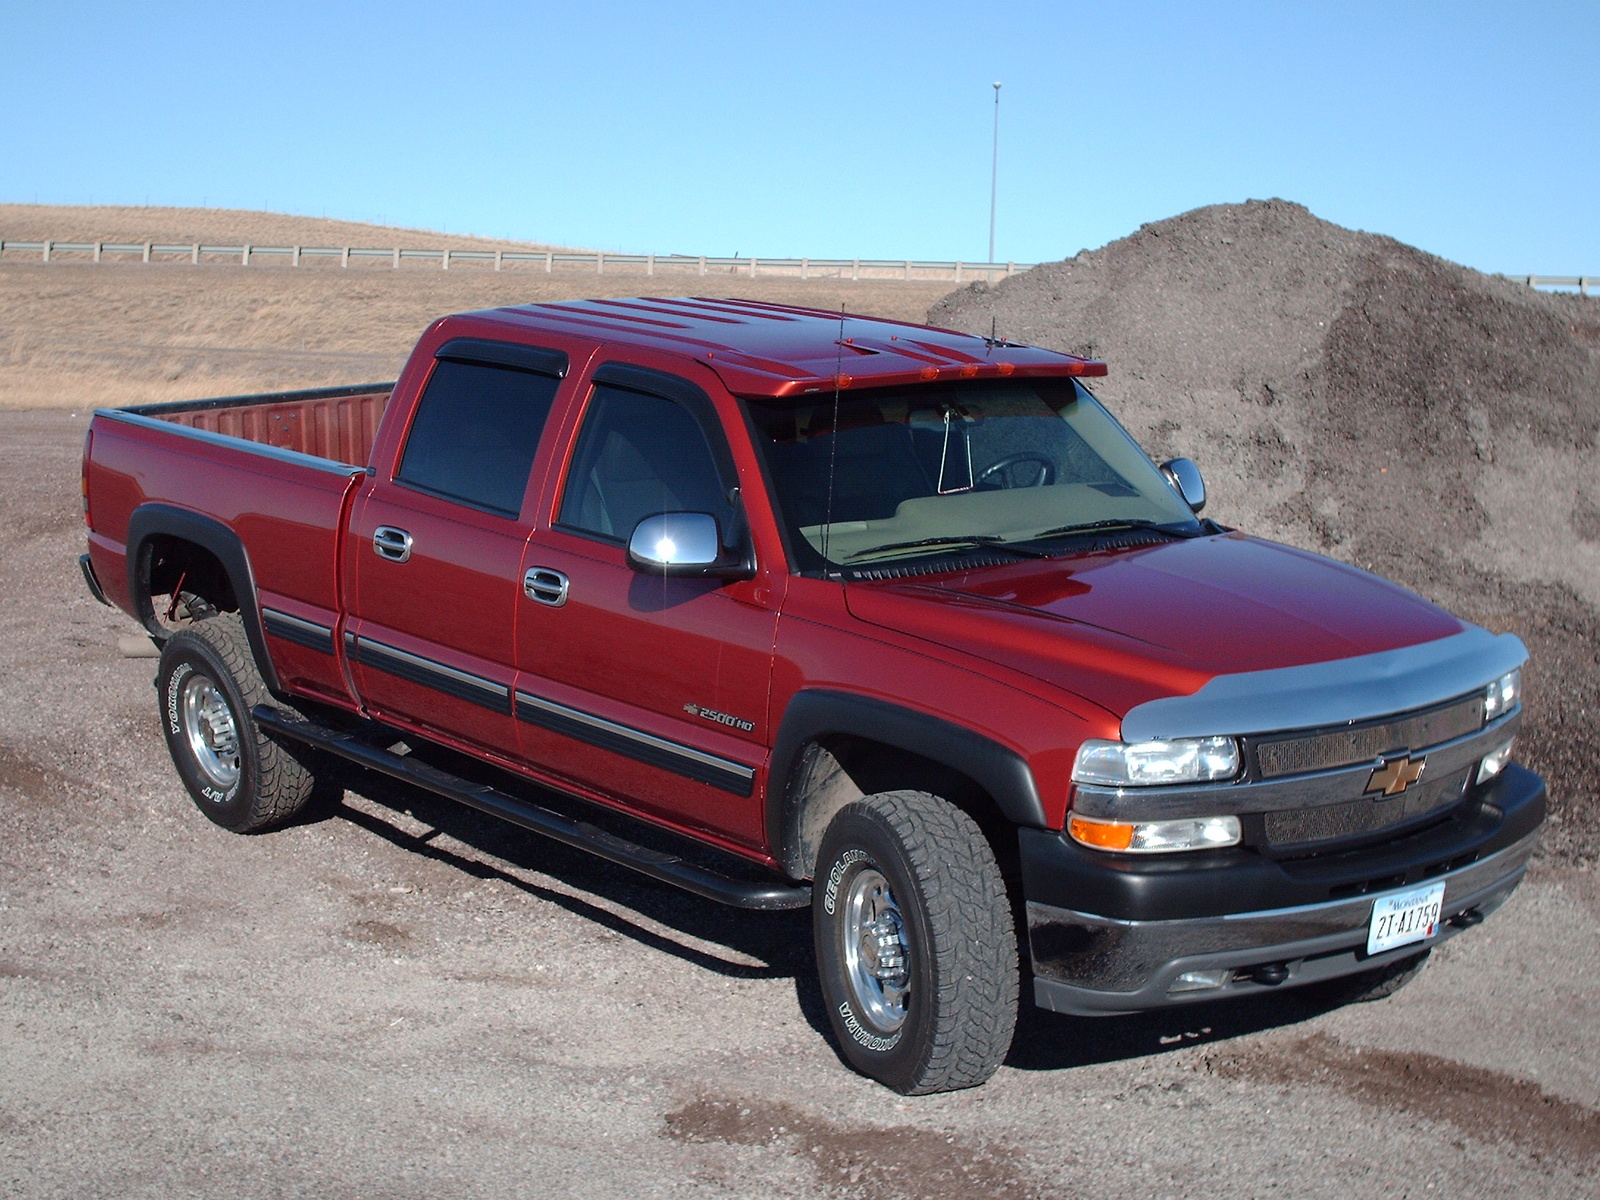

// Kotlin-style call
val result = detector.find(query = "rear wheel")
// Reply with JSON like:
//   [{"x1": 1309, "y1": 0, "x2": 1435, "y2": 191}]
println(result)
[
  {"x1": 813, "y1": 790, "x2": 1018, "y2": 1094},
  {"x1": 156, "y1": 612, "x2": 316, "y2": 832}
]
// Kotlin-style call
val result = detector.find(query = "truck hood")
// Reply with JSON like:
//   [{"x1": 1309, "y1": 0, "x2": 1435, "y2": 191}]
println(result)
[{"x1": 843, "y1": 532, "x2": 1471, "y2": 724}]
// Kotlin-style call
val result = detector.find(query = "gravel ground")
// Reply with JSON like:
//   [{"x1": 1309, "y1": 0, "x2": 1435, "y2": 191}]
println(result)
[
  {"x1": 4, "y1": 404, "x2": 1599, "y2": 1196},
  {"x1": 930, "y1": 199, "x2": 1600, "y2": 862}
]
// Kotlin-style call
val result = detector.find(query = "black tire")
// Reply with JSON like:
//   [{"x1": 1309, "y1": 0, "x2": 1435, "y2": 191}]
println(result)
[
  {"x1": 813, "y1": 790, "x2": 1019, "y2": 1094},
  {"x1": 1309, "y1": 949, "x2": 1432, "y2": 1005},
  {"x1": 155, "y1": 612, "x2": 315, "y2": 832}
]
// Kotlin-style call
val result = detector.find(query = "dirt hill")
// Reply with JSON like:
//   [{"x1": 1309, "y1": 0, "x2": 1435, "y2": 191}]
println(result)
[{"x1": 930, "y1": 200, "x2": 1600, "y2": 860}]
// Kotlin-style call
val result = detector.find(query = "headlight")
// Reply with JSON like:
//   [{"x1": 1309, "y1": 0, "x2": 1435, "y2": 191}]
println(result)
[
  {"x1": 1483, "y1": 669, "x2": 1521, "y2": 721},
  {"x1": 1069, "y1": 813, "x2": 1242, "y2": 853},
  {"x1": 1072, "y1": 736, "x2": 1240, "y2": 787}
]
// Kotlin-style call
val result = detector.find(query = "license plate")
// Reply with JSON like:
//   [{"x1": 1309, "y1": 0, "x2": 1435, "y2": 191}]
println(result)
[{"x1": 1367, "y1": 881, "x2": 1446, "y2": 956}]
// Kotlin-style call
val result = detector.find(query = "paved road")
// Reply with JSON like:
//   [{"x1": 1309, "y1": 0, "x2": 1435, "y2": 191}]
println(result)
[{"x1": 3, "y1": 411, "x2": 1596, "y2": 1199}]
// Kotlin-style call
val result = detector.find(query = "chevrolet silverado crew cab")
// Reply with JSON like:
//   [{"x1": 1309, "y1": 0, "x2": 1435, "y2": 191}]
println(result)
[{"x1": 80, "y1": 297, "x2": 1544, "y2": 1094}]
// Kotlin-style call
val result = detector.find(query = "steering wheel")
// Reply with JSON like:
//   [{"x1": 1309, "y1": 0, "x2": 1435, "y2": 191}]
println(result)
[{"x1": 976, "y1": 452, "x2": 1056, "y2": 489}]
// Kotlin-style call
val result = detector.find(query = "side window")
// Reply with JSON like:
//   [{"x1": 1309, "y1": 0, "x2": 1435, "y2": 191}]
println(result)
[
  {"x1": 396, "y1": 359, "x2": 560, "y2": 517},
  {"x1": 558, "y1": 384, "x2": 735, "y2": 542}
]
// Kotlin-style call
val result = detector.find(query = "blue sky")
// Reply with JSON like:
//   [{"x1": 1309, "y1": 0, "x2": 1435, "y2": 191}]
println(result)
[{"x1": 3, "y1": 1, "x2": 1596, "y2": 273}]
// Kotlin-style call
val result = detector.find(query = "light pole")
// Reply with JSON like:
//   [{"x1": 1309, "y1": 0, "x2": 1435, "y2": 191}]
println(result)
[{"x1": 988, "y1": 82, "x2": 1001, "y2": 266}]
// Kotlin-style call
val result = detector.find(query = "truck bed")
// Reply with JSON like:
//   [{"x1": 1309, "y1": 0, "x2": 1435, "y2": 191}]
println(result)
[{"x1": 125, "y1": 382, "x2": 394, "y2": 467}]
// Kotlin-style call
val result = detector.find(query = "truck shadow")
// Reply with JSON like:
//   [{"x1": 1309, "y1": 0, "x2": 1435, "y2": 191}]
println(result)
[
  {"x1": 300, "y1": 759, "x2": 816, "y2": 983},
  {"x1": 292, "y1": 763, "x2": 1351, "y2": 1076},
  {"x1": 1006, "y1": 984, "x2": 1346, "y2": 1072}
]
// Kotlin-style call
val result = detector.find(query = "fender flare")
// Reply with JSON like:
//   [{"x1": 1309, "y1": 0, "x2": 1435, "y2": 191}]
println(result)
[
  {"x1": 124, "y1": 503, "x2": 282, "y2": 695},
  {"x1": 767, "y1": 689, "x2": 1045, "y2": 877}
]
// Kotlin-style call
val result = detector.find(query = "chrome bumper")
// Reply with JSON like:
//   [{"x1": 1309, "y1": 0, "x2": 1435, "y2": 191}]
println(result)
[{"x1": 1029, "y1": 828, "x2": 1539, "y2": 1016}]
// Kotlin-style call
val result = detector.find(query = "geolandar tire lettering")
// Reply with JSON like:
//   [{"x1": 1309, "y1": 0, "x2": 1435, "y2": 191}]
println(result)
[
  {"x1": 812, "y1": 789, "x2": 1019, "y2": 1095},
  {"x1": 155, "y1": 611, "x2": 318, "y2": 832}
]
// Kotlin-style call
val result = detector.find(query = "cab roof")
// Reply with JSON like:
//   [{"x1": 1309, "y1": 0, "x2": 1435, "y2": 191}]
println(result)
[{"x1": 464, "y1": 296, "x2": 1106, "y2": 399}]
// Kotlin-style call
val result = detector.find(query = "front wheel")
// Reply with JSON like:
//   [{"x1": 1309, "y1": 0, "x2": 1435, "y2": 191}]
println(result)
[
  {"x1": 155, "y1": 612, "x2": 316, "y2": 832},
  {"x1": 813, "y1": 790, "x2": 1019, "y2": 1094}
]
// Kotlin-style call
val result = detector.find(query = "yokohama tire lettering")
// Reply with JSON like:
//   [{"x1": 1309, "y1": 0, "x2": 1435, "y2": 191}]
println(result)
[
  {"x1": 837, "y1": 1001, "x2": 900, "y2": 1053},
  {"x1": 166, "y1": 662, "x2": 190, "y2": 736}
]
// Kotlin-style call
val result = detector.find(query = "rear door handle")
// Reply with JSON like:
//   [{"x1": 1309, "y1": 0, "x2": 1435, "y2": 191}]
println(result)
[
  {"x1": 373, "y1": 526, "x2": 413, "y2": 563},
  {"x1": 523, "y1": 567, "x2": 569, "y2": 606}
]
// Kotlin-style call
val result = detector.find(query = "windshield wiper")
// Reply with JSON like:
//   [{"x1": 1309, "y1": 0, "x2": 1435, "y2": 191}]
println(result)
[
  {"x1": 844, "y1": 534, "x2": 1053, "y2": 562},
  {"x1": 1026, "y1": 518, "x2": 1199, "y2": 541}
]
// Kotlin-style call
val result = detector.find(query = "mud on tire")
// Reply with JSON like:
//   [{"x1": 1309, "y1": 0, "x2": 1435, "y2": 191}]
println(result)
[
  {"x1": 155, "y1": 612, "x2": 316, "y2": 832},
  {"x1": 813, "y1": 789, "x2": 1019, "y2": 1094}
]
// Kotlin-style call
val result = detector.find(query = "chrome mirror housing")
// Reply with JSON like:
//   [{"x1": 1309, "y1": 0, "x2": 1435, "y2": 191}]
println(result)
[
  {"x1": 1159, "y1": 457, "x2": 1207, "y2": 513},
  {"x1": 627, "y1": 512, "x2": 753, "y2": 579}
]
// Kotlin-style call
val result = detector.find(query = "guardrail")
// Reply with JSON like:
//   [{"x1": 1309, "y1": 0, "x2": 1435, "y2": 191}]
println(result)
[
  {"x1": 1523, "y1": 275, "x2": 1595, "y2": 295},
  {"x1": 0, "y1": 239, "x2": 1028, "y2": 282},
  {"x1": 4, "y1": 239, "x2": 1591, "y2": 293}
]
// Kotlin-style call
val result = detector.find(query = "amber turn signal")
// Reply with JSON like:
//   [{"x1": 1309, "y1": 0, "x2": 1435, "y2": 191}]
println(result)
[{"x1": 1068, "y1": 815, "x2": 1136, "y2": 851}]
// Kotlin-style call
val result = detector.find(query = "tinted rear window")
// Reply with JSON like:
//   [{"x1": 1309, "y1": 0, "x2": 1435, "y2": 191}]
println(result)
[{"x1": 397, "y1": 360, "x2": 559, "y2": 517}]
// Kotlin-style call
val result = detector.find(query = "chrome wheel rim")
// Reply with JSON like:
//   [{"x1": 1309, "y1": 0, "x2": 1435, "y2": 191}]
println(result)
[
  {"x1": 840, "y1": 866, "x2": 911, "y2": 1034},
  {"x1": 181, "y1": 673, "x2": 240, "y2": 793}
]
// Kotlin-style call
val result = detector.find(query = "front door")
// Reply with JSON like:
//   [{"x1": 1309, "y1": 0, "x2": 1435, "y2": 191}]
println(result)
[{"x1": 514, "y1": 361, "x2": 778, "y2": 850}]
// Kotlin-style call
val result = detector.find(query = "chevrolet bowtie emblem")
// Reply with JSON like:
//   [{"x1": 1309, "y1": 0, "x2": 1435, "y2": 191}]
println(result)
[{"x1": 1367, "y1": 755, "x2": 1426, "y2": 796}]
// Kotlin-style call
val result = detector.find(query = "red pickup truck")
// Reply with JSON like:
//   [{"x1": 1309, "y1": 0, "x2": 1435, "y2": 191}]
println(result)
[{"x1": 80, "y1": 297, "x2": 1544, "y2": 1094}]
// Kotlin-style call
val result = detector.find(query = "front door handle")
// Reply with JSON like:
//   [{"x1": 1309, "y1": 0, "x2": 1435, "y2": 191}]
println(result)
[
  {"x1": 373, "y1": 526, "x2": 413, "y2": 563},
  {"x1": 523, "y1": 567, "x2": 569, "y2": 606}
]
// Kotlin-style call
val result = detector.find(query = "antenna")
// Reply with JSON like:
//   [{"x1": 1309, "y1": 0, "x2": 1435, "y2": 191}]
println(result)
[
  {"x1": 820, "y1": 305, "x2": 846, "y2": 573},
  {"x1": 989, "y1": 82, "x2": 1002, "y2": 266}
]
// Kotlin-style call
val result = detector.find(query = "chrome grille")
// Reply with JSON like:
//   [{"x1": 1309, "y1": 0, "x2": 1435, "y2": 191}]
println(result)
[
  {"x1": 1263, "y1": 766, "x2": 1472, "y2": 848},
  {"x1": 1255, "y1": 693, "x2": 1483, "y2": 780}
]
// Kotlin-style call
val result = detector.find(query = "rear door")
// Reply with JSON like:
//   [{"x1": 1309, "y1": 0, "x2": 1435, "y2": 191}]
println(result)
[
  {"x1": 513, "y1": 358, "x2": 780, "y2": 849},
  {"x1": 344, "y1": 336, "x2": 585, "y2": 757}
]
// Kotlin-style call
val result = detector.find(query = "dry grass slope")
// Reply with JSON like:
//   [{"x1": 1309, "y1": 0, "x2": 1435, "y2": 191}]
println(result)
[{"x1": 0, "y1": 205, "x2": 952, "y2": 411}]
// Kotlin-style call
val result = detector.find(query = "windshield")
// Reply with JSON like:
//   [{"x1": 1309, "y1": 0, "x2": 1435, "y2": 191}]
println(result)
[{"x1": 743, "y1": 378, "x2": 1201, "y2": 572}]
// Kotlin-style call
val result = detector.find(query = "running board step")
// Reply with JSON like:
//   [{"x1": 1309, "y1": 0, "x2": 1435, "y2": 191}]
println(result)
[{"x1": 252, "y1": 705, "x2": 811, "y2": 911}]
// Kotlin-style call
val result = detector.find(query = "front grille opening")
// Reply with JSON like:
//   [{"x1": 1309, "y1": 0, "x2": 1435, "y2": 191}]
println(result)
[
  {"x1": 1328, "y1": 873, "x2": 1407, "y2": 900},
  {"x1": 1262, "y1": 767, "x2": 1472, "y2": 852},
  {"x1": 1251, "y1": 692, "x2": 1485, "y2": 780}
]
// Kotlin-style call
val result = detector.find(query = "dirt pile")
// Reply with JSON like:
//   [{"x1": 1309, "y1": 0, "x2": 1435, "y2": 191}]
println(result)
[{"x1": 930, "y1": 200, "x2": 1600, "y2": 859}]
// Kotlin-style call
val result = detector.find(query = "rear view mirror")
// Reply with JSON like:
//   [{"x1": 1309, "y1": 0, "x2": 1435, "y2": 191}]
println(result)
[
  {"x1": 1160, "y1": 457, "x2": 1206, "y2": 513},
  {"x1": 627, "y1": 512, "x2": 754, "y2": 579}
]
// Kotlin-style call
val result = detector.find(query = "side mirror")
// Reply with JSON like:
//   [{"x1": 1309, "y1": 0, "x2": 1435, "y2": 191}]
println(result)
[
  {"x1": 626, "y1": 512, "x2": 754, "y2": 579},
  {"x1": 1159, "y1": 457, "x2": 1206, "y2": 513}
]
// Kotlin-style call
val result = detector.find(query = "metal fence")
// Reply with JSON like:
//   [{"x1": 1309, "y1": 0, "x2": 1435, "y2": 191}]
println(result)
[
  {"x1": 1523, "y1": 275, "x2": 1596, "y2": 295},
  {"x1": 3, "y1": 239, "x2": 1591, "y2": 293},
  {"x1": 0, "y1": 239, "x2": 1028, "y2": 282}
]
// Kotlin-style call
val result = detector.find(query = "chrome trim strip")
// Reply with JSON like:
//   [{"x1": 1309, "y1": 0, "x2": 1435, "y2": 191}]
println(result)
[
  {"x1": 1072, "y1": 711, "x2": 1521, "y2": 821},
  {"x1": 355, "y1": 637, "x2": 509, "y2": 699},
  {"x1": 262, "y1": 608, "x2": 335, "y2": 654},
  {"x1": 1120, "y1": 627, "x2": 1528, "y2": 741},
  {"x1": 262, "y1": 608, "x2": 331, "y2": 637},
  {"x1": 514, "y1": 691, "x2": 755, "y2": 781},
  {"x1": 94, "y1": 408, "x2": 366, "y2": 478}
]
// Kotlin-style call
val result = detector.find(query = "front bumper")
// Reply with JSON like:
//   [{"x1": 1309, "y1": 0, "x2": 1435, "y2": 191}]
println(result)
[{"x1": 1022, "y1": 764, "x2": 1545, "y2": 1015}]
